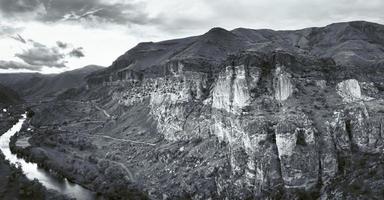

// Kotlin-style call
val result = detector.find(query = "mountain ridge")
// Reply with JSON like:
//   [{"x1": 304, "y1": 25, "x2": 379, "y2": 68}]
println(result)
[
  {"x1": 0, "y1": 65, "x2": 104, "y2": 100},
  {"x1": 88, "y1": 20, "x2": 384, "y2": 85}
]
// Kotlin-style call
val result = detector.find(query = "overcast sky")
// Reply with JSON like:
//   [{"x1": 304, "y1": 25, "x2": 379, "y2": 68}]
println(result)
[{"x1": 0, "y1": 0, "x2": 383, "y2": 74}]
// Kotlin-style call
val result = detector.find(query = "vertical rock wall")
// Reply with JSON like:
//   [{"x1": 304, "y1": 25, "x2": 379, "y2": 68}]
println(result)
[
  {"x1": 273, "y1": 66, "x2": 293, "y2": 101},
  {"x1": 212, "y1": 65, "x2": 252, "y2": 114},
  {"x1": 275, "y1": 114, "x2": 319, "y2": 189},
  {"x1": 91, "y1": 52, "x2": 384, "y2": 199}
]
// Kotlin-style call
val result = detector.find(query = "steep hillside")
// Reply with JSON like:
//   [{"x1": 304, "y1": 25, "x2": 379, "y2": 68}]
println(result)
[{"x1": 0, "y1": 84, "x2": 22, "y2": 105}]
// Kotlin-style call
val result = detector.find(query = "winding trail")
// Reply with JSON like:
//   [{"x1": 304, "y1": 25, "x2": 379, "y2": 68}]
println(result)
[
  {"x1": 94, "y1": 104, "x2": 111, "y2": 118},
  {"x1": 101, "y1": 135, "x2": 156, "y2": 146}
]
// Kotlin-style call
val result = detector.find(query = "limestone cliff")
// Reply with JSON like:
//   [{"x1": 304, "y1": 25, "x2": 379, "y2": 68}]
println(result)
[{"x1": 82, "y1": 47, "x2": 384, "y2": 199}]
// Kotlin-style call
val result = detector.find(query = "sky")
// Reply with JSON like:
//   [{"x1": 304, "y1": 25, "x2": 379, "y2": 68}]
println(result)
[{"x1": 0, "y1": 0, "x2": 383, "y2": 74}]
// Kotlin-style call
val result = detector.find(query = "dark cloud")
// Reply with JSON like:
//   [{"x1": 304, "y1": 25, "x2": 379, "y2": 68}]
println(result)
[
  {"x1": 0, "y1": 0, "x2": 156, "y2": 25},
  {"x1": 0, "y1": 60, "x2": 42, "y2": 71},
  {"x1": 56, "y1": 41, "x2": 68, "y2": 48},
  {"x1": 69, "y1": 47, "x2": 85, "y2": 58},
  {"x1": 15, "y1": 40, "x2": 66, "y2": 68},
  {"x1": 0, "y1": 0, "x2": 41, "y2": 17},
  {"x1": 0, "y1": 37, "x2": 85, "y2": 71}
]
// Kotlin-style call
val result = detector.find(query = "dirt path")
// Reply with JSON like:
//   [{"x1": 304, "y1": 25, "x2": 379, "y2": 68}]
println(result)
[
  {"x1": 94, "y1": 104, "x2": 111, "y2": 118},
  {"x1": 101, "y1": 135, "x2": 156, "y2": 146}
]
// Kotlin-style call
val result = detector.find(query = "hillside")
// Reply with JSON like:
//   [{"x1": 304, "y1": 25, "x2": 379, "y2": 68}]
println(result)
[
  {"x1": 0, "y1": 65, "x2": 103, "y2": 101},
  {"x1": 0, "y1": 84, "x2": 22, "y2": 105}
]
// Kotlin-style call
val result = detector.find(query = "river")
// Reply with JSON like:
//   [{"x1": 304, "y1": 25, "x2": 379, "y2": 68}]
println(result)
[{"x1": 0, "y1": 114, "x2": 97, "y2": 200}]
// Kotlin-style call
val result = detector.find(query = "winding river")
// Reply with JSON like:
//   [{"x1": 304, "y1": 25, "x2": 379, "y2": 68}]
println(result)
[{"x1": 0, "y1": 114, "x2": 96, "y2": 200}]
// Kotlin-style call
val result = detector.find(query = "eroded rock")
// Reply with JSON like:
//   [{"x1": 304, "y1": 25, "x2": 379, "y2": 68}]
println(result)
[
  {"x1": 336, "y1": 79, "x2": 362, "y2": 102},
  {"x1": 273, "y1": 66, "x2": 293, "y2": 101}
]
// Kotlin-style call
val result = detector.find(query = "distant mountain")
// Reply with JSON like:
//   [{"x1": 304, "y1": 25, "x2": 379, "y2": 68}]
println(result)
[
  {"x1": 0, "y1": 65, "x2": 104, "y2": 101},
  {"x1": 0, "y1": 83, "x2": 22, "y2": 105}
]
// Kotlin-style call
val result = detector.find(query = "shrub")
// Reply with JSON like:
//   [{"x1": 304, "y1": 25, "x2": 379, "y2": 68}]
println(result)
[{"x1": 296, "y1": 130, "x2": 307, "y2": 146}]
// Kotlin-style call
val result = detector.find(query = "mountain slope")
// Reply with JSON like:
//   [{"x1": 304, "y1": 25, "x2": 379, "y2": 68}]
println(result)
[
  {"x1": 0, "y1": 65, "x2": 103, "y2": 100},
  {"x1": 0, "y1": 84, "x2": 22, "y2": 105}
]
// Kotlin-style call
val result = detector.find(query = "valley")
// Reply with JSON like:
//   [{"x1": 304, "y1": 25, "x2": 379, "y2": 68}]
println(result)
[{"x1": 1, "y1": 21, "x2": 384, "y2": 199}]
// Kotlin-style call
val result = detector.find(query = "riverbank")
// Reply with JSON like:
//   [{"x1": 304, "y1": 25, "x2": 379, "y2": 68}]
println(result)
[
  {"x1": 0, "y1": 105, "x2": 71, "y2": 200},
  {"x1": 11, "y1": 128, "x2": 149, "y2": 200},
  {"x1": 10, "y1": 101, "x2": 149, "y2": 199},
  {"x1": 0, "y1": 152, "x2": 72, "y2": 200}
]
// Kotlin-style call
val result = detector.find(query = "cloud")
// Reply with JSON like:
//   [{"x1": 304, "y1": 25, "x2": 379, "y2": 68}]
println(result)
[
  {"x1": 69, "y1": 47, "x2": 85, "y2": 58},
  {"x1": 15, "y1": 40, "x2": 66, "y2": 68},
  {"x1": 0, "y1": 0, "x2": 157, "y2": 26},
  {"x1": 1, "y1": 0, "x2": 383, "y2": 33},
  {"x1": 139, "y1": 0, "x2": 384, "y2": 35},
  {"x1": 8, "y1": 38, "x2": 86, "y2": 71},
  {"x1": 0, "y1": 24, "x2": 24, "y2": 37},
  {"x1": 56, "y1": 41, "x2": 68, "y2": 49},
  {"x1": 0, "y1": 0, "x2": 41, "y2": 17},
  {"x1": 0, "y1": 60, "x2": 42, "y2": 71}
]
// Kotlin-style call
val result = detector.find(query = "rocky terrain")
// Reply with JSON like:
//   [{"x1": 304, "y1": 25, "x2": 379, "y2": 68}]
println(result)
[{"x1": 4, "y1": 21, "x2": 384, "y2": 199}]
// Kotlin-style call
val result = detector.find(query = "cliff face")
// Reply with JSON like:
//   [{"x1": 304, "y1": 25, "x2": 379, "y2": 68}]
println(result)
[
  {"x1": 29, "y1": 21, "x2": 384, "y2": 199},
  {"x1": 83, "y1": 47, "x2": 384, "y2": 198}
]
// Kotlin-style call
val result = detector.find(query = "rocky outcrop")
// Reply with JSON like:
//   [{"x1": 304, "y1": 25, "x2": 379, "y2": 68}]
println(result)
[
  {"x1": 329, "y1": 104, "x2": 384, "y2": 154},
  {"x1": 212, "y1": 65, "x2": 253, "y2": 114},
  {"x1": 110, "y1": 61, "x2": 212, "y2": 141},
  {"x1": 275, "y1": 113, "x2": 319, "y2": 189},
  {"x1": 273, "y1": 66, "x2": 293, "y2": 101},
  {"x1": 336, "y1": 79, "x2": 362, "y2": 102},
  {"x1": 148, "y1": 71, "x2": 212, "y2": 141}
]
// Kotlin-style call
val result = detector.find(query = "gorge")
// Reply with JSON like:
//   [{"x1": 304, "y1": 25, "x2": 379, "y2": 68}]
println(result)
[{"x1": 1, "y1": 20, "x2": 384, "y2": 199}]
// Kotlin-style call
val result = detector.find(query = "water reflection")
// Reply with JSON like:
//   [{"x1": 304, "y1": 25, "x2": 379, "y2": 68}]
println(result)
[{"x1": 0, "y1": 114, "x2": 96, "y2": 200}]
